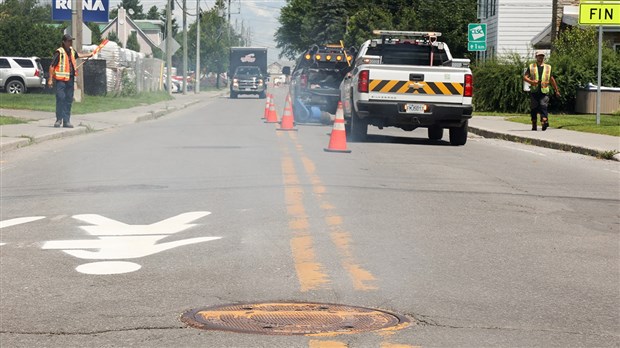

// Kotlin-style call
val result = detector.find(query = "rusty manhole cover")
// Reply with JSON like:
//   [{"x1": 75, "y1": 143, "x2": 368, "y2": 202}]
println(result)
[{"x1": 180, "y1": 302, "x2": 409, "y2": 335}]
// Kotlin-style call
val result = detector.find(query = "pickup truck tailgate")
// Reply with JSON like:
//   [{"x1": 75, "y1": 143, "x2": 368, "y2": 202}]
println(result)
[{"x1": 366, "y1": 65, "x2": 468, "y2": 104}]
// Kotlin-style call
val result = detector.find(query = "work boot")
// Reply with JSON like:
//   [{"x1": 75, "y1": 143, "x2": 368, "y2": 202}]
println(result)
[
  {"x1": 63, "y1": 123, "x2": 74, "y2": 128},
  {"x1": 54, "y1": 120, "x2": 61, "y2": 128},
  {"x1": 531, "y1": 121, "x2": 537, "y2": 131},
  {"x1": 542, "y1": 118, "x2": 549, "y2": 131}
]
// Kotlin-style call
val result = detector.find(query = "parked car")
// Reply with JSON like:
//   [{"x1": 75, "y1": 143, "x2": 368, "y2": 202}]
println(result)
[{"x1": 0, "y1": 56, "x2": 45, "y2": 94}]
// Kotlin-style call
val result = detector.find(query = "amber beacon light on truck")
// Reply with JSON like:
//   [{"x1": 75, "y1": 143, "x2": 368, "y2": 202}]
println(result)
[{"x1": 303, "y1": 41, "x2": 353, "y2": 66}]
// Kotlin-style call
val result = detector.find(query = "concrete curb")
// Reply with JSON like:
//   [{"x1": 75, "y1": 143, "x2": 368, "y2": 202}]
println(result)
[
  {"x1": 1, "y1": 95, "x2": 208, "y2": 153},
  {"x1": 469, "y1": 126, "x2": 619, "y2": 161}
]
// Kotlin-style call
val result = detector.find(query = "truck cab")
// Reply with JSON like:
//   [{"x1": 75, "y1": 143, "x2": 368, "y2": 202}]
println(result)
[
  {"x1": 230, "y1": 65, "x2": 266, "y2": 99},
  {"x1": 229, "y1": 47, "x2": 268, "y2": 99}
]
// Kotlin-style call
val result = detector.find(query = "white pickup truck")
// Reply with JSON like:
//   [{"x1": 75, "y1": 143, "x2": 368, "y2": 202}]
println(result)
[{"x1": 340, "y1": 30, "x2": 473, "y2": 145}]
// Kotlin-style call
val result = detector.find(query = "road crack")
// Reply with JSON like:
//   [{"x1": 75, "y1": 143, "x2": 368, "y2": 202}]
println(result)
[
  {"x1": 0, "y1": 326, "x2": 187, "y2": 336},
  {"x1": 407, "y1": 312, "x2": 619, "y2": 339}
]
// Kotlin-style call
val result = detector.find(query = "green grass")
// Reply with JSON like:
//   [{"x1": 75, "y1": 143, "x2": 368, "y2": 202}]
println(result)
[
  {"x1": 474, "y1": 112, "x2": 620, "y2": 136},
  {"x1": 0, "y1": 92, "x2": 173, "y2": 115},
  {"x1": 0, "y1": 115, "x2": 27, "y2": 125}
]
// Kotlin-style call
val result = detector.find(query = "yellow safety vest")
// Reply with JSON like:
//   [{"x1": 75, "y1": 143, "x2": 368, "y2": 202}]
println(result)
[
  {"x1": 529, "y1": 63, "x2": 551, "y2": 94},
  {"x1": 53, "y1": 47, "x2": 77, "y2": 81}
]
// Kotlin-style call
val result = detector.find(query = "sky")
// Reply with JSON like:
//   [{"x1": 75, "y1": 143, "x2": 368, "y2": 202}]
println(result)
[{"x1": 112, "y1": 0, "x2": 288, "y2": 63}]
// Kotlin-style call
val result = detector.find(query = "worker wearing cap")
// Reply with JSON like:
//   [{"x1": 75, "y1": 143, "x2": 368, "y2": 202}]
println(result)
[
  {"x1": 523, "y1": 50, "x2": 561, "y2": 131},
  {"x1": 47, "y1": 34, "x2": 93, "y2": 128}
]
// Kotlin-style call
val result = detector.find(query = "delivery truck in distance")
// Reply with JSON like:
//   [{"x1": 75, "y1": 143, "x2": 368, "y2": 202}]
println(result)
[{"x1": 229, "y1": 47, "x2": 268, "y2": 99}]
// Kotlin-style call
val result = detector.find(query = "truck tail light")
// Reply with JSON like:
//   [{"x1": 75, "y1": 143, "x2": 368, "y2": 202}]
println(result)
[
  {"x1": 464, "y1": 74, "x2": 473, "y2": 97},
  {"x1": 34, "y1": 69, "x2": 40, "y2": 77},
  {"x1": 358, "y1": 70, "x2": 369, "y2": 93},
  {"x1": 300, "y1": 74, "x2": 307, "y2": 89}
]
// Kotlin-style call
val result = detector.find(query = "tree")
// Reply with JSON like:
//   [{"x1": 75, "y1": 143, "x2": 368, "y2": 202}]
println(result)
[
  {"x1": 110, "y1": 0, "x2": 146, "y2": 20},
  {"x1": 0, "y1": 0, "x2": 62, "y2": 57},
  {"x1": 146, "y1": 5, "x2": 159, "y2": 20},
  {"x1": 275, "y1": 0, "x2": 477, "y2": 59},
  {"x1": 126, "y1": 31, "x2": 140, "y2": 52},
  {"x1": 107, "y1": 31, "x2": 122, "y2": 47},
  {"x1": 87, "y1": 22, "x2": 103, "y2": 44}
]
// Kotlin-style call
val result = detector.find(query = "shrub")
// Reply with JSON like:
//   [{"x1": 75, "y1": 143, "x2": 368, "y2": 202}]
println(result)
[
  {"x1": 473, "y1": 27, "x2": 620, "y2": 114},
  {"x1": 472, "y1": 54, "x2": 529, "y2": 113}
]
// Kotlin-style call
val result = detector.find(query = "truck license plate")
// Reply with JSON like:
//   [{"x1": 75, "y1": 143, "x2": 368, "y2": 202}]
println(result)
[{"x1": 405, "y1": 103, "x2": 425, "y2": 114}]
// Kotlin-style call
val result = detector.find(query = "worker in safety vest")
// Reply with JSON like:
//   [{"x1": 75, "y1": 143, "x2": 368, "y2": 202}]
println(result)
[
  {"x1": 523, "y1": 50, "x2": 560, "y2": 131},
  {"x1": 47, "y1": 34, "x2": 93, "y2": 128}
]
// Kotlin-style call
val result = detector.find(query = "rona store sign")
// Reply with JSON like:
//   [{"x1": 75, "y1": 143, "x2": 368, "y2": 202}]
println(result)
[{"x1": 52, "y1": 0, "x2": 109, "y2": 23}]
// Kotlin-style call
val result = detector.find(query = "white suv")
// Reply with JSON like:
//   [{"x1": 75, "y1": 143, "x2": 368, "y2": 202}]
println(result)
[{"x1": 0, "y1": 56, "x2": 45, "y2": 94}]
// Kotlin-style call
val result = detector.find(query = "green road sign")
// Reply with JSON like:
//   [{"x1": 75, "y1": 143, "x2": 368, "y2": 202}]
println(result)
[
  {"x1": 468, "y1": 42, "x2": 487, "y2": 51},
  {"x1": 468, "y1": 23, "x2": 487, "y2": 42}
]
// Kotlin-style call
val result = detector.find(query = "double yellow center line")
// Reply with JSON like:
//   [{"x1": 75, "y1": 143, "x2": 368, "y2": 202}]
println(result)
[{"x1": 279, "y1": 132, "x2": 376, "y2": 292}]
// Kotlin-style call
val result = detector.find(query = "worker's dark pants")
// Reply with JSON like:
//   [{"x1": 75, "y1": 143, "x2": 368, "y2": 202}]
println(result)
[
  {"x1": 55, "y1": 77, "x2": 74, "y2": 125},
  {"x1": 530, "y1": 93, "x2": 549, "y2": 121}
]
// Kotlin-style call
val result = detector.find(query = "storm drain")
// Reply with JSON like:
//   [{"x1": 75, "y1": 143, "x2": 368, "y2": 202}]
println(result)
[{"x1": 180, "y1": 302, "x2": 409, "y2": 335}]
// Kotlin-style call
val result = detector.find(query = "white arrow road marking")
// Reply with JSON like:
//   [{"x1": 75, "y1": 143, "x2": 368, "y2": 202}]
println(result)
[
  {"x1": 0, "y1": 216, "x2": 46, "y2": 246},
  {"x1": 72, "y1": 211, "x2": 211, "y2": 236},
  {"x1": 76, "y1": 261, "x2": 142, "y2": 275},
  {"x1": 42, "y1": 236, "x2": 222, "y2": 259},
  {"x1": 41, "y1": 211, "x2": 221, "y2": 274}
]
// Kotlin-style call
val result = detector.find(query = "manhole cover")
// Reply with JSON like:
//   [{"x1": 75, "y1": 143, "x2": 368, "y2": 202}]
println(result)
[{"x1": 180, "y1": 302, "x2": 409, "y2": 335}]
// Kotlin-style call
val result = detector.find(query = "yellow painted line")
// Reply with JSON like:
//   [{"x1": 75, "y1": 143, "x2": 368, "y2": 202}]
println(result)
[
  {"x1": 329, "y1": 230, "x2": 377, "y2": 291},
  {"x1": 309, "y1": 340, "x2": 349, "y2": 348},
  {"x1": 281, "y1": 147, "x2": 330, "y2": 292},
  {"x1": 300, "y1": 149, "x2": 378, "y2": 291},
  {"x1": 380, "y1": 344, "x2": 420, "y2": 348},
  {"x1": 290, "y1": 234, "x2": 330, "y2": 291}
]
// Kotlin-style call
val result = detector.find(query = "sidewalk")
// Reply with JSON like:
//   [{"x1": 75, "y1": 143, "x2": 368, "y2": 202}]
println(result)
[
  {"x1": 0, "y1": 91, "x2": 224, "y2": 153},
  {"x1": 469, "y1": 116, "x2": 620, "y2": 161},
  {"x1": 1, "y1": 97, "x2": 618, "y2": 161}
]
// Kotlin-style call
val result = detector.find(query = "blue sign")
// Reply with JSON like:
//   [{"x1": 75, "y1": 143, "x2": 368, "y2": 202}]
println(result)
[{"x1": 52, "y1": 0, "x2": 110, "y2": 23}]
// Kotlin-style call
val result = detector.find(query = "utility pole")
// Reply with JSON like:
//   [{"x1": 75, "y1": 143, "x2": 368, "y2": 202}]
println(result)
[
  {"x1": 72, "y1": 0, "x2": 84, "y2": 102},
  {"x1": 195, "y1": 1, "x2": 200, "y2": 94},
  {"x1": 166, "y1": 0, "x2": 172, "y2": 96},
  {"x1": 227, "y1": 0, "x2": 231, "y2": 44},
  {"x1": 182, "y1": 0, "x2": 187, "y2": 94}
]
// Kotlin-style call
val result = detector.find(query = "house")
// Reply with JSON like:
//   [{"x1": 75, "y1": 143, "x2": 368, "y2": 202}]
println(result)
[
  {"x1": 531, "y1": 1, "x2": 620, "y2": 52},
  {"x1": 478, "y1": 0, "x2": 553, "y2": 59},
  {"x1": 100, "y1": 7, "x2": 163, "y2": 56},
  {"x1": 479, "y1": 0, "x2": 620, "y2": 60}
]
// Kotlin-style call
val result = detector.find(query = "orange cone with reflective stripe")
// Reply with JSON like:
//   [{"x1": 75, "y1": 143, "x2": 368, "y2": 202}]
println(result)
[
  {"x1": 262, "y1": 93, "x2": 271, "y2": 119},
  {"x1": 265, "y1": 98, "x2": 279, "y2": 123},
  {"x1": 324, "y1": 101, "x2": 351, "y2": 153},
  {"x1": 277, "y1": 94, "x2": 297, "y2": 131}
]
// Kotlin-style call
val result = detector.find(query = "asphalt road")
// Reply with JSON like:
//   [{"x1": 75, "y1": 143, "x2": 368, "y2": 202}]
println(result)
[{"x1": 1, "y1": 89, "x2": 618, "y2": 347}]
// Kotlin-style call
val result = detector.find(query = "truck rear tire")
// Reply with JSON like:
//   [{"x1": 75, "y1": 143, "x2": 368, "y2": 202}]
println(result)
[
  {"x1": 428, "y1": 126, "x2": 443, "y2": 140},
  {"x1": 449, "y1": 121, "x2": 468, "y2": 146},
  {"x1": 350, "y1": 103, "x2": 367, "y2": 142}
]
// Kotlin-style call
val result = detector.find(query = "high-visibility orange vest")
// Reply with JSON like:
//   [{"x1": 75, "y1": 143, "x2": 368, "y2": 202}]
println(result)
[
  {"x1": 53, "y1": 47, "x2": 77, "y2": 81},
  {"x1": 529, "y1": 63, "x2": 551, "y2": 94}
]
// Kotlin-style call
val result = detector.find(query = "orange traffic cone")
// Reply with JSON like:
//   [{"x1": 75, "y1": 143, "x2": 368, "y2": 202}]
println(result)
[
  {"x1": 277, "y1": 94, "x2": 297, "y2": 131},
  {"x1": 262, "y1": 93, "x2": 271, "y2": 119},
  {"x1": 264, "y1": 98, "x2": 279, "y2": 123},
  {"x1": 324, "y1": 101, "x2": 351, "y2": 153}
]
